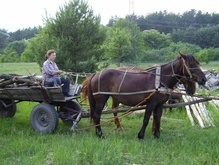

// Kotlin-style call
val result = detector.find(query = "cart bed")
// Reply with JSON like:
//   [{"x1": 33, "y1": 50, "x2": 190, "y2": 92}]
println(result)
[{"x1": 0, "y1": 86, "x2": 78, "y2": 102}]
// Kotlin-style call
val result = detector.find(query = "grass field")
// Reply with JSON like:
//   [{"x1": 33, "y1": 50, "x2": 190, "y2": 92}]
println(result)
[
  {"x1": 1, "y1": 61, "x2": 219, "y2": 75},
  {"x1": 1, "y1": 62, "x2": 219, "y2": 164},
  {"x1": 1, "y1": 102, "x2": 219, "y2": 164},
  {"x1": 0, "y1": 62, "x2": 41, "y2": 75}
]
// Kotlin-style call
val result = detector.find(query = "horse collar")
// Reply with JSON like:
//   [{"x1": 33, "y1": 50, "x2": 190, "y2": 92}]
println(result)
[{"x1": 155, "y1": 66, "x2": 161, "y2": 89}]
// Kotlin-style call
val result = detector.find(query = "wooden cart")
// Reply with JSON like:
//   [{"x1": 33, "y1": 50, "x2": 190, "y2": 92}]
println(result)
[{"x1": 0, "y1": 84, "x2": 83, "y2": 134}]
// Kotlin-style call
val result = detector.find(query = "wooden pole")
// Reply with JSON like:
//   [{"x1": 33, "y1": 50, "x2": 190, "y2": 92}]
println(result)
[{"x1": 83, "y1": 98, "x2": 212, "y2": 116}]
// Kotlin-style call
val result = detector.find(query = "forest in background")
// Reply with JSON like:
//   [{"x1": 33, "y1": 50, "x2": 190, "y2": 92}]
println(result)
[{"x1": 1, "y1": 0, "x2": 219, "y2": 72}]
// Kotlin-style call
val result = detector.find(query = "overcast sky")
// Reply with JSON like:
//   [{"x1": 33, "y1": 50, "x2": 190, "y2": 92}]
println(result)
[{"x1": 1, "y1": 0, "x2": 219, "y2": 32}]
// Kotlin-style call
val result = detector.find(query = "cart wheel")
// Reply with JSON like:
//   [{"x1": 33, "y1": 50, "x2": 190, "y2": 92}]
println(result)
[
  {"x1": 30, "y1": 103, "x2": 59, "y2": 134},
  {"x1": 0, "y1": 99, "x2": 16, "y2": 118},
  {"x1": 59, "y1": 100, "x2": 82, "y2": 124}
]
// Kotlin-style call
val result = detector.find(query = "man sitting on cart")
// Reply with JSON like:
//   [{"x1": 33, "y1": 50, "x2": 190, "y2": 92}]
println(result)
[{"x1": 42, "y1": 49, "x2": 72, "y2": 97}]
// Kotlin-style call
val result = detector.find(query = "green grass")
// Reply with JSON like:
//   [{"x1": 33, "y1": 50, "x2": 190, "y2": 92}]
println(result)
[
  {"x1": 0, "y1": 101, "x2": 219, "y2": 164},
  {"x1": 1, "y1": 62, "x2": 219, "y2": 164},
  {"x1": 201, "y1": 61, "x2": 219, "y2": 72}
]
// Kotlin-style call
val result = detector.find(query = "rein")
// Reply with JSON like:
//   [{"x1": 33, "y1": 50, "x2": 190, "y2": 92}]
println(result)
[
  {"x1": 76, "y1": 89, "x2": 159, "y2": 131},
  {"x1": 111, "y1": 90, "x2": 158, "y2": 120},
  {"x1": 182, "y1": 58, "x2": 192, "y2": 78}
]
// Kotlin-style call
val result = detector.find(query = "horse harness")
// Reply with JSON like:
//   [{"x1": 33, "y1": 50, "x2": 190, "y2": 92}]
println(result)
[
  {"x1": 93, "y1": 66, "x2": 173, "y2": 96},
  {"x1": 93, "y1": 57, "x2": 198, "y2": 97}
]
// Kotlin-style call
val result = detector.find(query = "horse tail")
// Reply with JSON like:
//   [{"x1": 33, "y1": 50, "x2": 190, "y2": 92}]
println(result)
[
  {"x1": 81, "y1": 74, "x2": 96, "y2": 120},
  {"x1": 81, "y1": 75, "x2": 92, "y2": 101}
]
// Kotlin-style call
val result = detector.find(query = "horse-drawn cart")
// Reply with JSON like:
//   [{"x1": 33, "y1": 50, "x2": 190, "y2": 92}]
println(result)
[
  {"x1": 0, "y1": 60, "x2": 217, "y2": 136},
  {"x1": 0, "y1": 74, "x2": 84, "y2": 134}
]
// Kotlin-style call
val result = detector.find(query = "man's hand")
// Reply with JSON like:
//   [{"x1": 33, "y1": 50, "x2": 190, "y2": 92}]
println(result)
[{"x1": 57, "y1": 70, "x2": 63, "y2": 74}]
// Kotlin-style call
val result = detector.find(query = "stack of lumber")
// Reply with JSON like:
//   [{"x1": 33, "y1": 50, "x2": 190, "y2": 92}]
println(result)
[
  {"x1": 182, "y1": 94, "x2": 215, "y2": 128},
  {"x1": 0, "y1": 74, "x2": 42, "y2": 88}
]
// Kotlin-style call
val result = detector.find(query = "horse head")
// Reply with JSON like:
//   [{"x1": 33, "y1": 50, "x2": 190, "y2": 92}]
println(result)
[
  {"x1": 179, "y1": 53, "x2": 207, "y2": 86},
  {"x1": 176, "y1": 53, "x2": 207, "y2": 95}
]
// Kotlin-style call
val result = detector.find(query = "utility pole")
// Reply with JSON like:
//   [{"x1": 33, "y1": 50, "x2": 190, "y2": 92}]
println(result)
[{"x1": 129, "y1": 0, "x2": 134, "y2": 15}]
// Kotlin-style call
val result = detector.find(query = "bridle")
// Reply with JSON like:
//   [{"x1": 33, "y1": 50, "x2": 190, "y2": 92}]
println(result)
[
  {"x1": 181, "y1": 58, "x2": 193, "y2": 79},
  {"x1": 171, "y1": 57, "x2": 200, "y2": 83}
]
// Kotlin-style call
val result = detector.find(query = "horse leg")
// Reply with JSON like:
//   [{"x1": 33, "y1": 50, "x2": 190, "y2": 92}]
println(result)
[
  {"x1": 113, "y1": 112, "x2": 123, "y2": 130},
  {"x1": 92, "y1": 96, "x2": 109, "y2": 138},
  {"x1": 152, "y1": 112, "x2": 162, "y2": 133},
  {"x1": 112, "y1": 99, "x2": 123, "y2": 130},
  {"x1": 153, "y1": 105, "x2": 163, "y2": 138},
  {"x1": 152, "y1": 112, "x2": 156, "y2": 132},
  {"x1": 93, "y1": 108, "x2": 103, "y2": 138},
  {"x1": 138, "y1": 104, "x2": 155, "y2": 139}
]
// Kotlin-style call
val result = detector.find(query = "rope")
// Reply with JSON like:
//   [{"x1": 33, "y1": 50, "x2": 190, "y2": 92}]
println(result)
[
  {"x1": 75, "y1": 90, "x2": 158, "y2": 131},
  {"x1": 113, "y1": 90, "x2": 158, "y2": 119}
]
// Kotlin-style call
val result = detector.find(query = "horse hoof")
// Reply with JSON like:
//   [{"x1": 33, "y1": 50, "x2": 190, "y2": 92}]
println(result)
[
  {"x1": 96, "y1": 130, "x2": 104, "y2": 139},
  {"x1": 97, "y1": 134, "x2": 105, "y2": 139},
  {"x1": 154, "y1": 133, "x2": 160, "y2": 139},
  {"x1": 116, "y1": 126, "x2": 124, "y2": 131},
  {"x1": 96, "y1": 133, "x2": 105, "y2": 139},
  {"x1": 138, "y1": 133, "x2": 144, "y2": 139}
]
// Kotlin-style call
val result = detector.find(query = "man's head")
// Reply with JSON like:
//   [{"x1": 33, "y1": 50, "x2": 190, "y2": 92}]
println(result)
[{"x1": 46, "y1": 49, "x2": 56, "y2": 61}]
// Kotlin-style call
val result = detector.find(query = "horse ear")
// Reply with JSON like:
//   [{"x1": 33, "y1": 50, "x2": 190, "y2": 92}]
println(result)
[{"x1": 179, "y1": 52, "x2": 187, "y2": 60}]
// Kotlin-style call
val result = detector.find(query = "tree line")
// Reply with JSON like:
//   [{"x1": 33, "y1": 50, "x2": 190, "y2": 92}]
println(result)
[{"x1": 1, "y1": 0, "x2": 219, "y2": 72}]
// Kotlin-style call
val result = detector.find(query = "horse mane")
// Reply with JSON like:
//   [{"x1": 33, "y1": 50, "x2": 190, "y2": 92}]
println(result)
[
  {"x1": 187, "y1": 54, "x2": 200, "y2": 65},
  {"x1": 178, "y1": 53, "x2": 200, "y2": 66}
]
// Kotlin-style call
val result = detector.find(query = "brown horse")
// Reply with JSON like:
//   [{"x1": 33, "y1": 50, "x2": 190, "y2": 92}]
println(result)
[
  {"x1": 82, "y1": 66, "x2": 197, "y2": 133},
  {"x1": 82, "y1": 53, "x2": 206, "y2": 139}
]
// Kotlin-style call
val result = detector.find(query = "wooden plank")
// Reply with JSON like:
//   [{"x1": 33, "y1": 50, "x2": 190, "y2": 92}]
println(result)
[
  {"x1": 198, "y1": 100, "x2": 215, "y2": 127},
  {"x1": 0, "y1": 88, "x2": 12, "y2": 99},
  {"x1": 44, "y1": 87, "x2": 65, "y2": 101},
  {"x1": 188, "y1": 96, "x2": 205, "y2": 128},
  {"x1": 194, "y1": 97, "x2": 211, "y2": 127},
  {"x1": 182, "y1": 95, "x2": 195, "y2": 126},
  {"x1": 3, "y1": 87, "x2": 44, "y2": 101},
  {"x1": 0, "y1": 86, "x2": 66, "y2": 102}
]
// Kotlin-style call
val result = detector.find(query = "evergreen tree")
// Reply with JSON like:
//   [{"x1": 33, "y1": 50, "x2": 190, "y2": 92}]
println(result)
[{"x1": 26, "y1": 0, "x2": 104, "y2": 72}]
